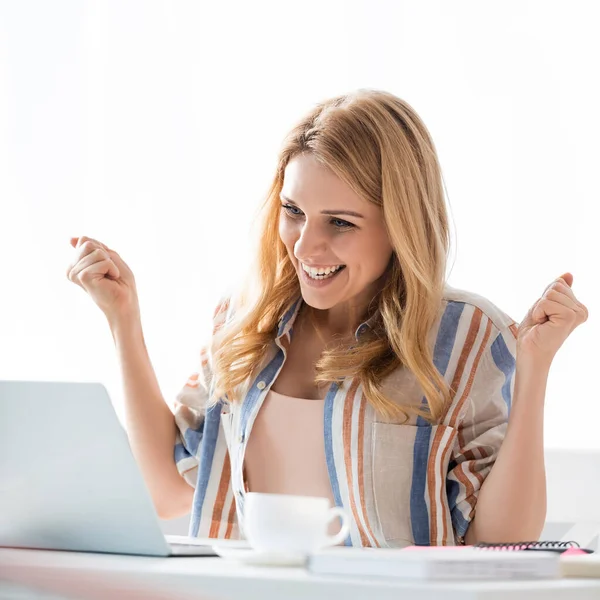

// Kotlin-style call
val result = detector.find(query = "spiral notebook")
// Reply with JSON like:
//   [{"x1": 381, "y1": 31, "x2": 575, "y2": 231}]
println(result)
[
  {"x1": 475, "y1": 541, "x2": 600, "y2": 579},
  {"x1": 307, "y1": 541, "x2": 589, "y2": 581},
  {"x1": 474, "y1": 540, "x2": 594, "y2": 554}
]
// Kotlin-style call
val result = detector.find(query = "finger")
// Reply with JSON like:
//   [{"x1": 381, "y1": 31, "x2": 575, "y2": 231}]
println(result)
[
  {"x1": 557, "y1": 273, "x2": 573, "y2": 286},
  {"x1": 544, "y1": 287, "x2": 579, "y2": 312},
  {"x1": 67, "y1": 248, "x2": 107, "y2": 283},
  {"x1": 551, "y1": 280, "x2": 579, "y2": 300},
  {"x1": 68, "y1": 248, "x2": 120, "y2": 283},
  {"x1": 73, "y1": 239, "x2": 117, "y2": 268},
  {"x1": 546, "y1": 281, "x2": 589, "y2": 316},
  {"x1": 554, "y1": 281, "x2": 589, "y2": 313},
  {"x1": 74, "y1": 236, "x2": 112, "y2": 253},
  {"x1": 77, "y1": 236, "x2": 123, "y2": 267},
  {"x1": 66, "y1": 241, "x2": 102, "y2": 277},
  {"x1": 69, "y1": 257, "x2": 120, "y2": 287},
  {"x1": 543, "y1": 278, "x2": 565, "y2": 296},
  {"x1": 72, "y1": 260, "x2": 120, "y2": 289},
  {"x1": 532, "y1": 297, "x2": 586, "y2": 326}
]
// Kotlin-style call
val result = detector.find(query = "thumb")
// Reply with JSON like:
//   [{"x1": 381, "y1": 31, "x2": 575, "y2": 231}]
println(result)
[
  {"x1": 559, "y1": 272, "x2": 573, "y2": 287},
  {"x1": 70, "y1": 237, "x2": 78, "y2": 248}
]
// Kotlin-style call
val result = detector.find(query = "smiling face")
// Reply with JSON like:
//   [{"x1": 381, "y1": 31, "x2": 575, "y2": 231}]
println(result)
[{"x1": 278, "y1": 153, "x2": 394, "y2": 323}]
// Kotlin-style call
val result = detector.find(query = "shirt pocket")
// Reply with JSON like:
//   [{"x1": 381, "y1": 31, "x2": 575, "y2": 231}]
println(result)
[{"x1": 371, "y1": 422, "x2": 457, "y2": 545}]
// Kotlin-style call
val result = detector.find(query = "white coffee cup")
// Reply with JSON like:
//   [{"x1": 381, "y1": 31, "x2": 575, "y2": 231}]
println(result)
[{"x1": 242, "y1": 492, "x2": 351, "y2": 554}]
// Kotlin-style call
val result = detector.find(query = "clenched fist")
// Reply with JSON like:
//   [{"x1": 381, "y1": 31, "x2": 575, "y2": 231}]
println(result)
[{"x1": 66, "y1": 236, "x2": 140, "y2": 327}]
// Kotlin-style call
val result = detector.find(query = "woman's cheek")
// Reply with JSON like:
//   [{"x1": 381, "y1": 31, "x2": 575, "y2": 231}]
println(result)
[{"x1": 279, "y1": 219, "x2": 296, "y2": 249}]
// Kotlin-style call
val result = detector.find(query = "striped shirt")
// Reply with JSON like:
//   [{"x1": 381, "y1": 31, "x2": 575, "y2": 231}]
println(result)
[{"x1": 173, "y1": 283, "x2": 518, "y2": 547}]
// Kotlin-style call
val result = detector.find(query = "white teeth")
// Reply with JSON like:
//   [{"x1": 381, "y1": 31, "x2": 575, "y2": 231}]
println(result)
[{"x1": 301, "y1": 263, "x2": 344, "y2": 279}]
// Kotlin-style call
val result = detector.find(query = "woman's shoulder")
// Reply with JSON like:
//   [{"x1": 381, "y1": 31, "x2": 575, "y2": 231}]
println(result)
[{"x1": 441, "y1": 282, "x2": 518, "y2": 333}]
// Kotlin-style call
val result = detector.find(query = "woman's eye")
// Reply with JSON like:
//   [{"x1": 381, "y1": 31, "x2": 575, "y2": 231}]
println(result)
[
  {"x1": 331, "y1": 218, "x2": 353, "y2": 229},
  {"x1": 281, "y1": 204, "x2": 354, "y2": 230},
  {"x1": 282, "y1": 204, "x2": 302, "y2": 216}
]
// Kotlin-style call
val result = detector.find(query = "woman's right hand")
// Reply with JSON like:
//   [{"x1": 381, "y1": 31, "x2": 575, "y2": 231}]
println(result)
[{"x1": 66, "y1": 236, "x2": 140, "y2": 326}]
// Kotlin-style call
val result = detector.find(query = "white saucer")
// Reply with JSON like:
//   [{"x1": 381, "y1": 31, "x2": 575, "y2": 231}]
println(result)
[{"x1": 212, "y1": 545, "x2": 308, "y2": 567}]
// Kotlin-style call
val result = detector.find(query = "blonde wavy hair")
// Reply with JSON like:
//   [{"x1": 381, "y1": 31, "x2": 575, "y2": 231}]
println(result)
[{"x1": 211, "y1": 89, "x2": 455, "y2": 423}]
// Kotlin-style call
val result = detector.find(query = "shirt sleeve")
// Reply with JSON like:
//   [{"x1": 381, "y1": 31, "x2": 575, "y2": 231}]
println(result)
[
  {"x1": 446, "y1": 322, "x2": 518, "y2": 542},
  {"x1": 172, "y1": 295, "x2": 232, "y2": 488}
]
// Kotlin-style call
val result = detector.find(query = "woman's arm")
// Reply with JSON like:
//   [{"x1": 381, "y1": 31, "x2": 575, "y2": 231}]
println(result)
[
  {"x1": 111, "y1": 315, "x2": 194, "y2": 520},
  {"x1": 464, "y1": 359, "x2": 548, "y2": 544},
  {"x1": 465, "y1": 273, "x2": 588, "y2": 544}
]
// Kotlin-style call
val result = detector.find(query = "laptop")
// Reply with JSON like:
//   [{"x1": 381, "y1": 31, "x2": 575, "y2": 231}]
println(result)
[{"x1": 0, "y1": 380, "x2": 249, "y2": 557}]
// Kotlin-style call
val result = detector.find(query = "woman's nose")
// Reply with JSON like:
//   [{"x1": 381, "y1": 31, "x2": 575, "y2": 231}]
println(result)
[{"x1": 294, "y1": 224, "x2": 328, "y2": 258}]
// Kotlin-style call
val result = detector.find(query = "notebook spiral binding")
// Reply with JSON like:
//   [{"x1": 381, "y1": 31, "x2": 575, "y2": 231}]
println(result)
[{"x1": 474, "y1": 540, "x2": 580, "y2": 552}]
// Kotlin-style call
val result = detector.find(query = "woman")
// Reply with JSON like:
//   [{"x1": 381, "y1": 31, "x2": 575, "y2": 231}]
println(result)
[{"x1": 66, "y1": 89, "x2": 588, "y2": 547}]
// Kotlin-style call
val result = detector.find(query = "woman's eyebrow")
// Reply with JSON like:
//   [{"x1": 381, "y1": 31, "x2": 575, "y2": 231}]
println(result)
[{"x1": 279, "y1": 194, "x2": 365, "y2": 219}]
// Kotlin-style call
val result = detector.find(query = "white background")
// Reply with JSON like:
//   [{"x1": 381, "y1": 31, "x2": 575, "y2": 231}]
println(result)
[{"x1": 0, "y1": 0, "x2": 597, "y2": 448}]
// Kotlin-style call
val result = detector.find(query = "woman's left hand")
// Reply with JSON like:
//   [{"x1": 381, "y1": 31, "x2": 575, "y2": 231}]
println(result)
[{"x1": 517, "y1": 272, "x2": 589, "y2": 368}]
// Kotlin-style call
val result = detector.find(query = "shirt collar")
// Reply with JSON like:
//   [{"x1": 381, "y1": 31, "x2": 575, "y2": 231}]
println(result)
[{"x1": 276, "y1": 294, "x2": 379, "y2": 342}]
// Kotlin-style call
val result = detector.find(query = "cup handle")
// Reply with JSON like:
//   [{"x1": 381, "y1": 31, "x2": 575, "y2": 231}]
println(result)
[{"x1": 323, "y1": 506, "x2": 351, "y2": 547}]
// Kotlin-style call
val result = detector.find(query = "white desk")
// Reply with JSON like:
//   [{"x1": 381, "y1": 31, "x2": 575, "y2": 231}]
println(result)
[{"x1": 1, "y1": 548, "x2": 600, "y2": 600}]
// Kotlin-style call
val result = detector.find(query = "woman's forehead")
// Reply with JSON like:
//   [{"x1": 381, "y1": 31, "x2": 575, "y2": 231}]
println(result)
[{"x1": 282, "y1": 155, "x2": 376, "y2": 215}]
